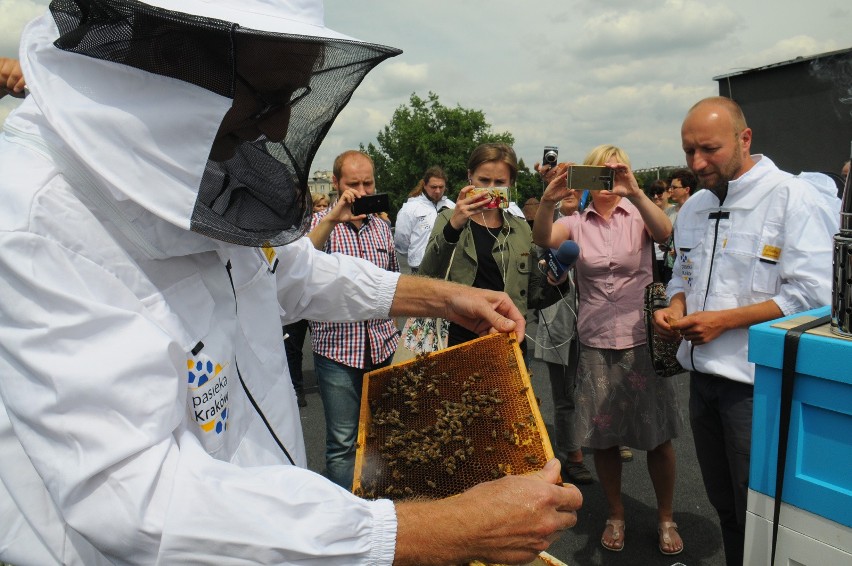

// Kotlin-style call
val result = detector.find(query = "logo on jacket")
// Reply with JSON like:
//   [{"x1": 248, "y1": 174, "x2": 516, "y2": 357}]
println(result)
[{"x1": 187, "y1": 353, "x2": 231, "y2": 435}]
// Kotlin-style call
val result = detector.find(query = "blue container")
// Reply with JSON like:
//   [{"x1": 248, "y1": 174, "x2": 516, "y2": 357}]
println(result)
[{"x1": 749, "y1": 306, "x2": 852, "y2": 528}]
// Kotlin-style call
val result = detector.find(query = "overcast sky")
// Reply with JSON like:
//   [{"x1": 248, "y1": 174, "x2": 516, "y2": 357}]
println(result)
[{"x1": 2, "y1": 0, "x2": 850, "y2": 178}]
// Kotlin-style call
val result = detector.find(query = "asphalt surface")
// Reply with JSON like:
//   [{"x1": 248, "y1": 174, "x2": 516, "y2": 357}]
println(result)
[{"x1": 297, "y1": 320, "x2": 727, "y2": 566}]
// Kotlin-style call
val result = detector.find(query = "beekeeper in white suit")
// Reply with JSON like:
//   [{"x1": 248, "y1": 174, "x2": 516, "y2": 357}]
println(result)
[{"x1": 0, "y1": 1, "x2": 582, "y2": 564}]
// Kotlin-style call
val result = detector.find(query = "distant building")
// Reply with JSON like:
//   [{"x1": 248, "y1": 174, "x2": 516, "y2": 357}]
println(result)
[
  {"x1": 308, "y1": 170, "x2": 334, "y2": 199},
  {"x1": 634, "y1": 166, "x2": 681, "y2": 180},
  {"x1": 714, "y1": 47, "x2": 852, "y2": 175}
]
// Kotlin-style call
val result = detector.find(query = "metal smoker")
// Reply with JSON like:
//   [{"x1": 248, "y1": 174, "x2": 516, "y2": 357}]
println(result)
[{"x1": 831, "y1": 141, "x2": 852, "y2": 336}]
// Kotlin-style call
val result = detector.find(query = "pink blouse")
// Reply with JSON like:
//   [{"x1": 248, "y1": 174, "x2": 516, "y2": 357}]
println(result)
[{"x1": 556, "y1": 198, "x2": 653, "y2": 349}]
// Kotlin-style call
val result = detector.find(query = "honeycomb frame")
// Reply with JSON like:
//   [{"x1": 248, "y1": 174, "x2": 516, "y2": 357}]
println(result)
[{"x1": 353, "y1": 332, "x2": 556, "y2": 500}]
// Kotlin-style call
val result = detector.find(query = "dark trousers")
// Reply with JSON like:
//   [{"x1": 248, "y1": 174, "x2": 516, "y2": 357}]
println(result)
[
  {"x1": 283, "y1": 319, "x2": 310, "y2": 395},
  {"x1": 689, "y1": 371, "x2": 753, "y2": 566},
  {"x1": 545, "y1": 355, "x2": 581, "y2": 460}
]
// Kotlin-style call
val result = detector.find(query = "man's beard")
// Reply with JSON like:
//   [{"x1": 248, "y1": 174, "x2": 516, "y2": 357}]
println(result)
[
  {"x1": 719, "y1": 152, "x2": 743, "y2": 188},
  {"x1": 704, "y1": 142, "x2": 744, "y2": 191}
]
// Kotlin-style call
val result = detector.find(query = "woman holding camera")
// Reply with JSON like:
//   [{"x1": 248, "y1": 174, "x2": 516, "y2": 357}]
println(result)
[
  {"x1": 533, "y1": 145, "x2": 683, "y2": 555},
  {"x1": 419, "y1": 143, "x2": 562, "y2": 357}
]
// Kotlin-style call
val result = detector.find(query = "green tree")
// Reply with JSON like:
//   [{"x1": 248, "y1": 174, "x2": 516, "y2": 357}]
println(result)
[
  {"x1": 361, "y1": 92, "x2": 514, "y2": 220},
  {"x1": 514, "y1": 159, "x2": 545, "y2": 207}
]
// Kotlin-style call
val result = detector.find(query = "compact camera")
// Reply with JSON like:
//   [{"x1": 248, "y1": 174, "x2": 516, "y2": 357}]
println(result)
[{"x1": 542, "y1": 146, "x2": 559, "y2": 168}]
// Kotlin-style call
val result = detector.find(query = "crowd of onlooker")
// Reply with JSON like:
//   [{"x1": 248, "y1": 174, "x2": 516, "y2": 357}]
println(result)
[{"x1": 285, "y1": 105, "x2": 845, "y2": 562}]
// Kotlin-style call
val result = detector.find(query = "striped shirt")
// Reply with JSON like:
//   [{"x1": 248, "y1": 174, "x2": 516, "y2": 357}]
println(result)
[{"x1": 309, "y1": 211, "x2": 400, "y2": 368}]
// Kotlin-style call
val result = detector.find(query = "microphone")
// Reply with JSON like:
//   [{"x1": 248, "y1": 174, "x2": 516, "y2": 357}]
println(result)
[{"x1": 544, "y1": 240, "x2": 580, "y2": 280}]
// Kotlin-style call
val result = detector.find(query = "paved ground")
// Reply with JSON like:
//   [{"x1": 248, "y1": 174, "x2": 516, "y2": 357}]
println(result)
[{"x1": 297, "y1": 324, "x2": 727, "y2": 566}]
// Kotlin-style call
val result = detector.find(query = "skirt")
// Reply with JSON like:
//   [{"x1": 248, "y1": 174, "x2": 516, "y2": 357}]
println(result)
[{"x1": 573, "y1": 343, "x2": 682, "y2": 451}]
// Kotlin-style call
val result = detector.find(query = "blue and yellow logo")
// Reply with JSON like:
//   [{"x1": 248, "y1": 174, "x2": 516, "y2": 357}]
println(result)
[{"x1": 187, "y1": 355, "x2": 230, "y2": 435}]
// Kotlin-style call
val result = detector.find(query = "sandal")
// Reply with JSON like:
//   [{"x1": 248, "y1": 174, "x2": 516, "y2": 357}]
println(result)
[
  {"x1": 619, "y1": 446, "x2": 633, "y2": 462},
  {"x1": 658, "y1": 521, "x2": 683, "y2": 555},
  {"x1": 601, "y1": 519, "x2": 625, "y2": 552}
]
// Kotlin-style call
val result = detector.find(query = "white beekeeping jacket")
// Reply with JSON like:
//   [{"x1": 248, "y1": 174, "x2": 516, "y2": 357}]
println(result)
[
  {"x1": 667, "y1": 155, "x2": 836, "y2": 385},
  {"x1": 0, "y1": 1, "x2": 402, "y2": 564},
  {"x1": 394, "y1": 193, "x2": 455, "y2": 269}
]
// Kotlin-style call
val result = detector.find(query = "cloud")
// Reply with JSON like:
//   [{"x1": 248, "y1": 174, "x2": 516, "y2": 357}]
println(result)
[
  {"x1": 477, "y1": 76, "x2": 716, "y2": 169},
  {"x1": 332, "y1": 104, "x2": 395, "y2": 139},
  {"x1": 827, "y1": 5, "x2": 850, "y2": 19},
  {"x1": 355, "y1": 61, "x2": 430, "y2": 100},
  {"x1": 384, "y1": 61, "x2": 429, "y2": 84},
  {"x1": 314, "y1": 99, "x2": 402, "y2": 167},
  {"x1": 728, "y1": 35, "x2": 846, "y2": 72},
  {"x1": 566, "y1": 0, "x2": 741, "y2": 61},
  {"x1": 311, "y1": 61, "x2": 433, "y2": 166},
  {"x1": 1, "y1": 0, "x2": 849, "y2": 175}
]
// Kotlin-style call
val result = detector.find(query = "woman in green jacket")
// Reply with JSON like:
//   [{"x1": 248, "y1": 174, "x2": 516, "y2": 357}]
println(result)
[{"x1": 419, "y1": 143, "x2": 561, "y2": 356}]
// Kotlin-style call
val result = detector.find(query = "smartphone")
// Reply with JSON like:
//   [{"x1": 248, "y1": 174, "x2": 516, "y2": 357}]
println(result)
[
  {"x1": 470, "y1": 187, "x2": 509, "y2": 209},
  {"x1": 351, "y1": 193, "x2": 390, "y2": 216},
  {"x1": 568, "y1": 165, "x2": 614, "y2": 191}
]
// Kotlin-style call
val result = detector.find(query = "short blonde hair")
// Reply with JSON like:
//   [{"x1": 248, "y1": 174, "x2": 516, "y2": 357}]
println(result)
[
  {"x1": 583, "y1": 144, "x2": 631, "y2": 168},
  {"x1": 312, "y1": 193, "x2": 329, "y2": 207}
]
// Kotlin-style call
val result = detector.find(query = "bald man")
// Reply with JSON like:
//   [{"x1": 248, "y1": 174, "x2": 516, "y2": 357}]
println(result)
[{"x1": 653, "y1": 97, "x2": 836, "y2": 566}]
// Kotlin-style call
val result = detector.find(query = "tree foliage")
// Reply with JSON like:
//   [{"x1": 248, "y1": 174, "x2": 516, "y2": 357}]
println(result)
[
  {"x1": 514, "y1": 159, "x2": 545, "y2": 207},
  {"x1": 361, "y1": 92, "x2": 518, "y2": 219}
]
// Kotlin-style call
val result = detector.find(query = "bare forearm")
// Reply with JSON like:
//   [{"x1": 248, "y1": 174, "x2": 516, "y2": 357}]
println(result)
[
  {"x1": 389, "y1": 276, "x2": 449, "y2": 318},
  {"x1": 307, "y1": 216, "x2": 336, "y2": 250},
  {"x1": 532, "y1": 201, "x2": 558, "y2": 248},
  {"x1": 627, "y1": 191, "x2": 671, "y2": 242},
  {"x1": 394, "y1": 498, "x2": 554, "y2": 565},
  {"x1": 390, "y1": 276, "x2": 524, "y2": 339},
  {"x1": 668, "y1": 292, "x2": 686, "y2": 317},
  {"x1": 717, "y1": 300, "x2": 784, "y2": 331},
  {"x1": 393, "y1": 500, "x2": 469, "y2": 565},
  {"x1": 533, "y1": 167, "x2": 570, "y2": 249},
  {"x1": 670, "y1": 298, "x2": 784, "y2": 345}
]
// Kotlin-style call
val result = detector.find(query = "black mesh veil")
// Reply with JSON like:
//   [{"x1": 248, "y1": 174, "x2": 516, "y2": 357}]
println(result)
[{"x1": 49, "y1": 0, "x2": 401, "y2": 247}]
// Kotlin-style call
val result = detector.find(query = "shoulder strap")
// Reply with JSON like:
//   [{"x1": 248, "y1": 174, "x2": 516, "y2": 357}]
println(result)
[
  {"x1": 771, "y1": 314, "x2": 831, "y2": 565},
  {"x1": 648, "y1": 236, "x2": 662, "y2": 283},
  {"x1": 433, "y1": 246, "x2": 457, "y2": 351}
]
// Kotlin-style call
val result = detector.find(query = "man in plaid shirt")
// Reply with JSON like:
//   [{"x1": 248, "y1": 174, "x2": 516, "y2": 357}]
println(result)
[{"x1": 308, "y1": 150, "x2": 400, "y2": 489}]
